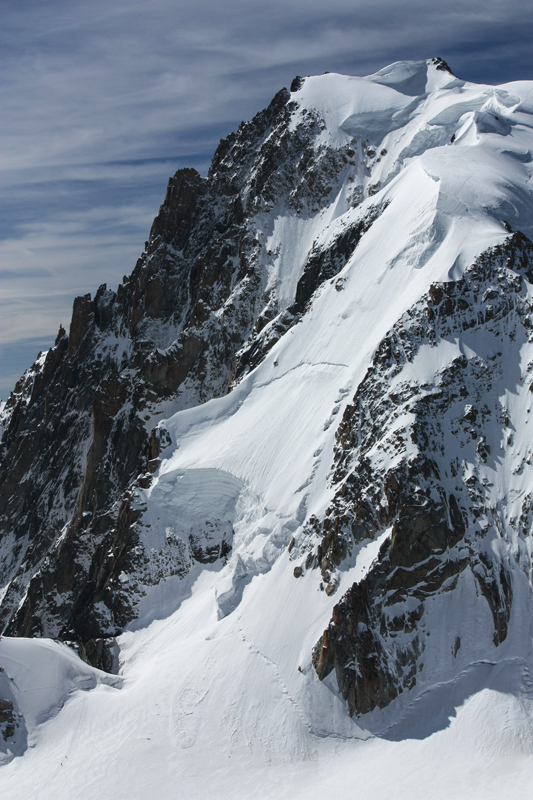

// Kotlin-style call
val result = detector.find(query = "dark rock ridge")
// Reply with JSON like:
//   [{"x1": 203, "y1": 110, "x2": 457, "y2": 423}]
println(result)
[
  {"x1": 307, "y1": 232, "x2": 533, "y2": 716},
  {"x1": 229, "y1": 201, "x2": 385, "y2": 386},
  {"x1": 0, "y1": 81, "x2": 367, "y2": 668}
]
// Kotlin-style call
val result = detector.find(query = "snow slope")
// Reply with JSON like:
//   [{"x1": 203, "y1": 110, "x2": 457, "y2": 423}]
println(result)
[
  {"x1": 1, "y1": 59, "x2": 533, "y2": 798},
  {"x1": 1, "y1": 590, "x2": 532, "y2": 799}
]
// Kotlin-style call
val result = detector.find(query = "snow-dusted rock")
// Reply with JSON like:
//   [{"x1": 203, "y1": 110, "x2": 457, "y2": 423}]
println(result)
[{"x1": 1, "y1": 58, "x2": 533, "y2": 797}]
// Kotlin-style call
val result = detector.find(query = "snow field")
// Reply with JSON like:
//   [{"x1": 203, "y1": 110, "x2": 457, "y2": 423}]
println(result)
[{"x1": 2, "y1": 58, "x2": 533, "y2": 798}]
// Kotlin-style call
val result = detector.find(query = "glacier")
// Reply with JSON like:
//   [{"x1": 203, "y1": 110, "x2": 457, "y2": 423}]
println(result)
[{"x1": 1, "y1": 57, "x2": 533, "y2": 798}]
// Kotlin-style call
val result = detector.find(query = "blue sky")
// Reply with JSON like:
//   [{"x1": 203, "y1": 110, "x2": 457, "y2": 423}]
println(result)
[{"x1": 1, "y1": 0, "x2": 532, "y2": 397}]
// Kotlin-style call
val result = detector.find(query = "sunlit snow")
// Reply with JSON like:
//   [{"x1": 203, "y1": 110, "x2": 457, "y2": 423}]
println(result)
[{"x1": 1, "y1": 59, "x2": 533, "y2": 799}]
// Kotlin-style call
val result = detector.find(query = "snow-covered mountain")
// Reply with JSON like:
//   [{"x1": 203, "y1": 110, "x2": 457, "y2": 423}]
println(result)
[{"x1": 1, "y1": 58, "x2": 533, "y2": 798}]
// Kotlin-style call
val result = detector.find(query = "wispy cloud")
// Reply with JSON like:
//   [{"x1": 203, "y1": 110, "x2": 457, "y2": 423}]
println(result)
[
  {"x1": 1, "y1": 202, "x2": 155, "y2": 339},
  {"x1": 1, "y1": 0, "x2": 532, "y2": 396}
]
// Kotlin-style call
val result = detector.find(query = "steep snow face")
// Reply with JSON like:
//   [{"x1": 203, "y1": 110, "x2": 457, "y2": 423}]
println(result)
[
  {"x1": 1, "y1": 59, "x2": 533, "y2": 796},
  {"x1": 138, "y1": 60, "x2": 533, "y2": 623}
]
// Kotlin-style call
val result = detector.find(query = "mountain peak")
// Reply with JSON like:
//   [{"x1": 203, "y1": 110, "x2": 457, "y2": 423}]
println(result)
[{"x1": 1, "y1": 61, "x2": 533, "y2": 796}]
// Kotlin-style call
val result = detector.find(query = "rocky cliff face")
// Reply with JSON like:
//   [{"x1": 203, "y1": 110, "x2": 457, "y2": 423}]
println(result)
[
  {"x1": 1, "y1": 60, "x2": 532, "y2": 736},
  {"x1": 0, "y1": 82, "x2": 356, "y2": 664},
  {"x1": 310, "y1": 232, "x2": 533, "y2": 716}
]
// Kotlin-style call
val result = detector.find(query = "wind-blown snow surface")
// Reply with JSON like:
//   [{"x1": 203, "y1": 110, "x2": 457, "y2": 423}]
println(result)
[{"x1": 2, "y1": 60, "x2": 533, "y2": 798}]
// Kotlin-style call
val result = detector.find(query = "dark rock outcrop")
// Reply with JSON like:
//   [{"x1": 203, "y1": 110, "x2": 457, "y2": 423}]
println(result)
[
  {"x1": 309, "y1": 232, "x2": 533, "y2": 716},
  {"x1": 0, "y1": 82, "x2": 354, "y2": 668}
]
